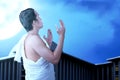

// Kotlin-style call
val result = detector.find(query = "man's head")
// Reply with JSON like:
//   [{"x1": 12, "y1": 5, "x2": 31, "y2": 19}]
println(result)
[{"x1": 19, "y1": 8, "x2": 37, "y2": 32}]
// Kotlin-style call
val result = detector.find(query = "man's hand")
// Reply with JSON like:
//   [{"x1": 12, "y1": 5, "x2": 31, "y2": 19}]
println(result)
[
  {"x1": 43, "y1": 29, "x2": 53, "y2": 46},
  {"x1": 56, "y1": 20, "x2": 65, "y2": 37}
]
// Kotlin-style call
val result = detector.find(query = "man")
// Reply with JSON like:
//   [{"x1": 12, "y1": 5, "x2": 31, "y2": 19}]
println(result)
[{"x1": 15, "y1": 8, "x2": 65, "y2": 80}]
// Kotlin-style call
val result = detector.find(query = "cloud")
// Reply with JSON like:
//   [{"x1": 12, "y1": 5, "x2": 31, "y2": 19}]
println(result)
[
  {"x1": 29, "y1": 0, "x2": 120, "y2": 63},
  {"x1": 31, "y1": 0, "x2": 114, "y2": 50},
  {"x1": 0, "y1": 0, "x2": 30, "y2": 40}
]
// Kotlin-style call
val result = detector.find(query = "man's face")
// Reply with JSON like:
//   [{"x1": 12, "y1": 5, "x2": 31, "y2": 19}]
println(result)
[{"x1": 34, "y1": 11, "x2": 43, "y2": 29}]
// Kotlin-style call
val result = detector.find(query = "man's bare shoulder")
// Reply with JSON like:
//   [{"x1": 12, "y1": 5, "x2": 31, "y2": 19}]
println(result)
[
  {"x1": 28, "y1": 35, "x2": 44, "y2": 45},
  {"x1": 28, "y1": 35, "x2": 46, "y2": 50},
  {"x1": 30, "y1": 34, "x2": 40, "y2": 39}
]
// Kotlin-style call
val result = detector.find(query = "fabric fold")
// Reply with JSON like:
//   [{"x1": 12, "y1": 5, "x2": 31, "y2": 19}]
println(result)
[{"x1": 14, "y1": 34, "x2": 27, "y2": 63}]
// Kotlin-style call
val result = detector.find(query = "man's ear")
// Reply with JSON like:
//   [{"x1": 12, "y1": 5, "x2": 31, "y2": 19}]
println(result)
[{"x1": 32, "y1": 20, "x2": 36, "y2": 26}]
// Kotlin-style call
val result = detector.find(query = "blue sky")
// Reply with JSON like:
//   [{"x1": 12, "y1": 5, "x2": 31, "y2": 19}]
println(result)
[{"x1": 0, "y1": 0, "x2": 120, "y2": 64}]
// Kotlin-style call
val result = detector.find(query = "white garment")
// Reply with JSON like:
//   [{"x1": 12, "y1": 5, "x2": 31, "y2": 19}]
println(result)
[
  {"x1": 14, "y1": 34, "x2": 55, "y2": 80},
  {"x1": 22, "y1": 53, "x2": 55, "y2": 80},
  {"x1": 14, "y1": 34, "x2": 27, "y2": 62}
]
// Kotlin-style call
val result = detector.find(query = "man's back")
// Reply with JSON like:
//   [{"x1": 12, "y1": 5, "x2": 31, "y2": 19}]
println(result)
[
  {"x1": 24, "y1": 34, "x2": 42, "y2": 62},
  {"x1": 22, "y1": 34, "x2": 55, "y2": 80}
]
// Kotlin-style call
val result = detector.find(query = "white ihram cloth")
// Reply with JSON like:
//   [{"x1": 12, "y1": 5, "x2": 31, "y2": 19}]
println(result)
[{"x1": 14, "y1": 34, "x2": 55, "y2": 80}]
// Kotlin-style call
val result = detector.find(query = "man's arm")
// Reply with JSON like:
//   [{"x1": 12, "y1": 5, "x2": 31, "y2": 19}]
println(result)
[{"x1": 32, "y1": 20, "x2": 65, "y2": 64}]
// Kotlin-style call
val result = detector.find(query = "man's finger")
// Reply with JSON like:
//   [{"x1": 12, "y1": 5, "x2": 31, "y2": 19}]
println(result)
[
  {"x1": 59, "y1": 19, "x2": 64, "y2": 28},
  {"x1": 48, "y1": 29, "x2": 51, "y2": 33}
]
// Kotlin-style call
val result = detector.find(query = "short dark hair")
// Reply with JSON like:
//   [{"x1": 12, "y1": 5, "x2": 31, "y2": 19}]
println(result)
[{"x1": 19, "y1": 8, "x2": 37, "y2": 32}]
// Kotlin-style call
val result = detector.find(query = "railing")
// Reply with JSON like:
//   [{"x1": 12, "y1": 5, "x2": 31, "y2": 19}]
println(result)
[
  {"x1": 1, "y1": 53, "x2": 119, "y2": 80},
  {"x1": 0, "y1": 53, "x2": 96, "y2": 80},
  {"x1": 0, "y1": 56, "x2": 21, "y2": 80},
  {"x1": 54, "y1": 53, "x2": 96, "y2": 80},
  {"x1": 96, "y1": 62, "x2": 112, "y2": 80}
]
